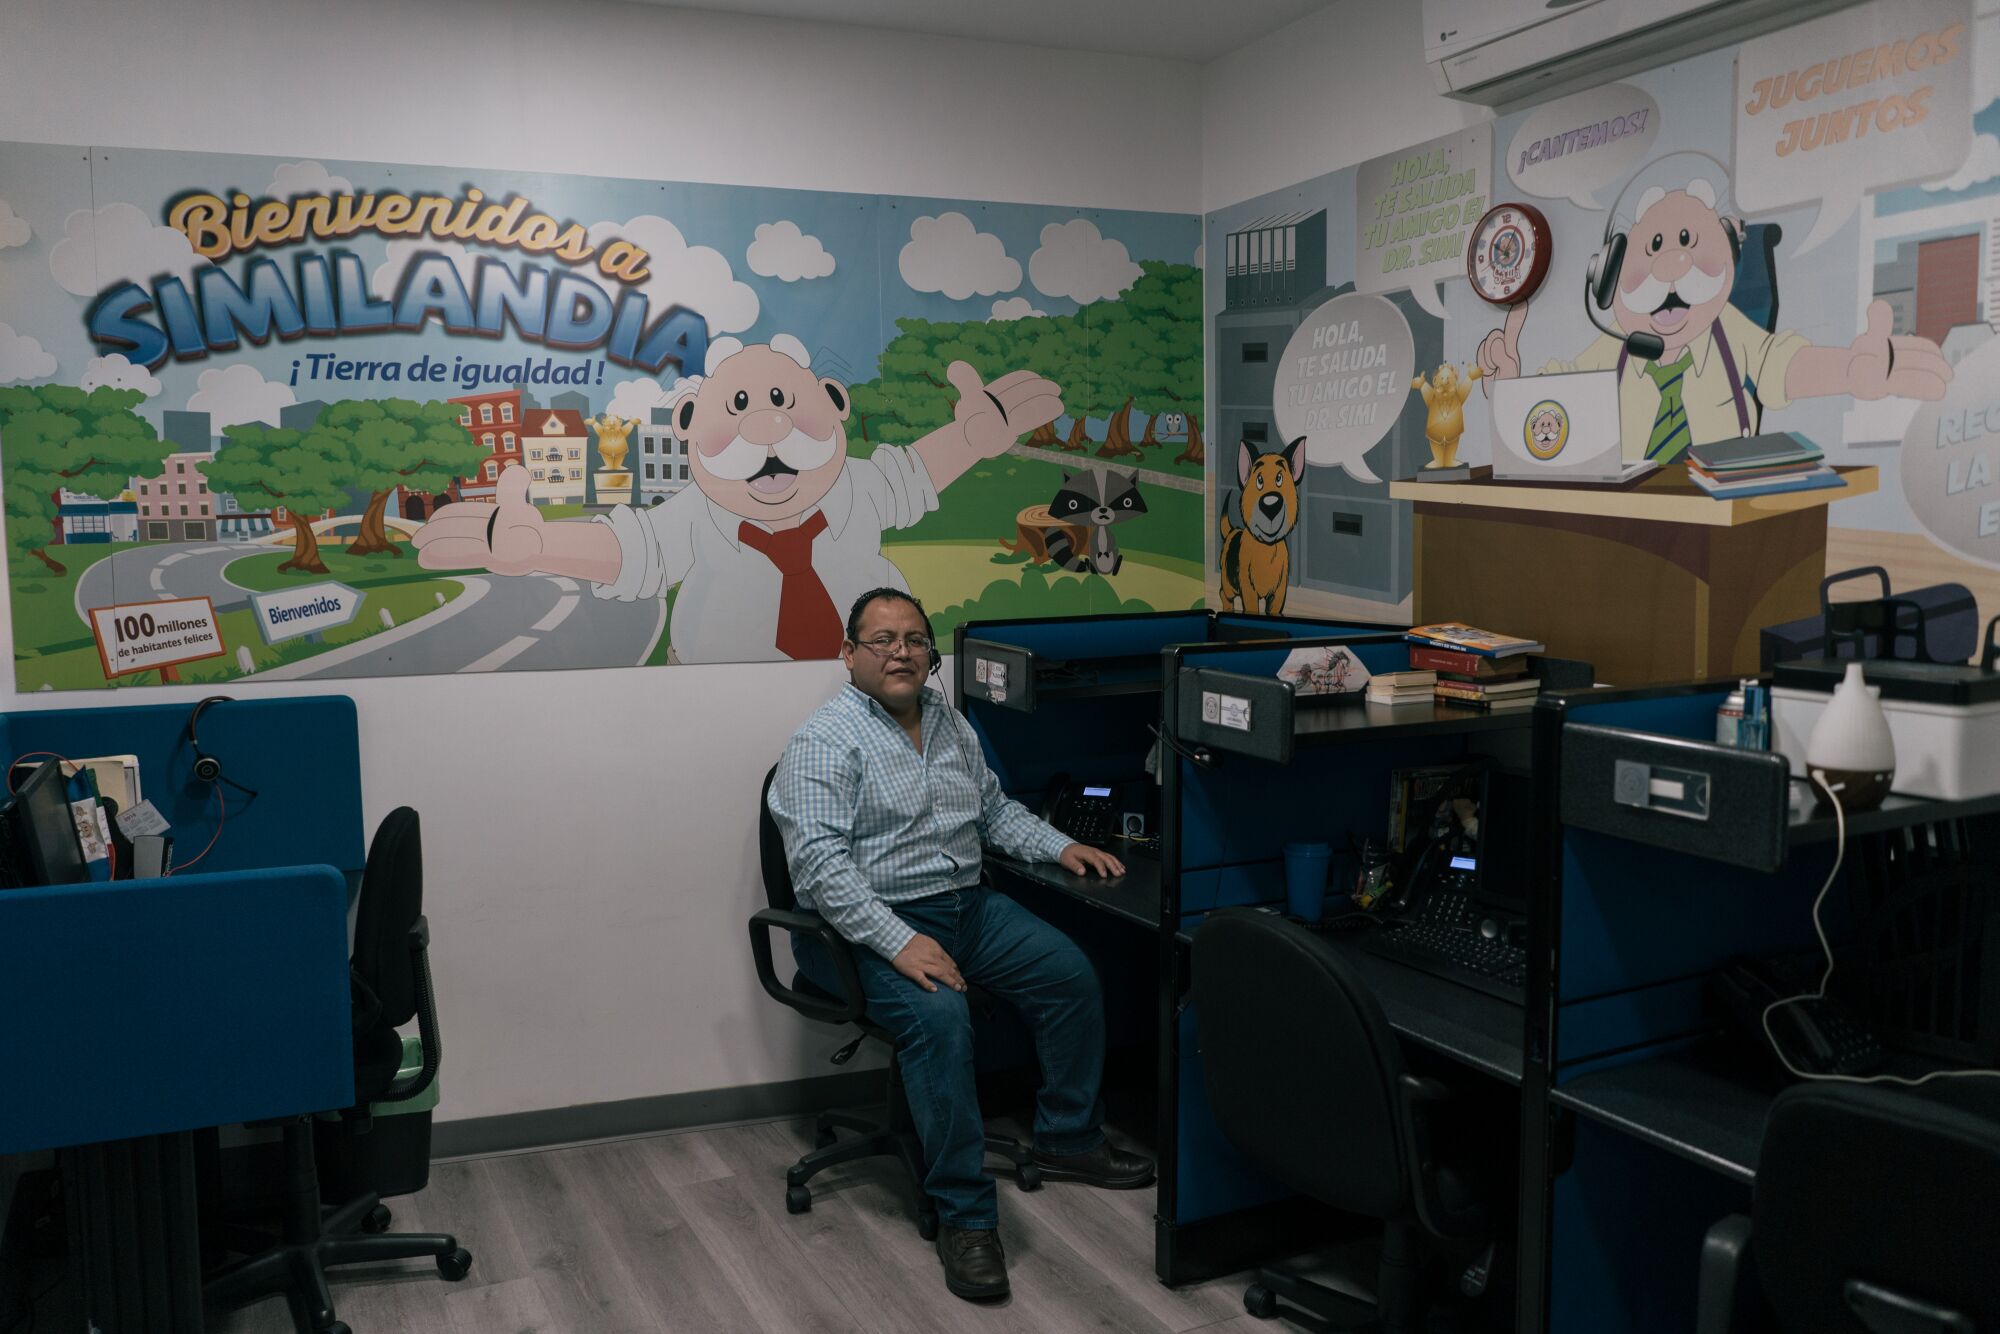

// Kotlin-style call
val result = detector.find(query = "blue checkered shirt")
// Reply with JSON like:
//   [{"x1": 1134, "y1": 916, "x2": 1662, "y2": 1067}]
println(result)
[{"x1": 768, "y1": 684, "x2": 1074, "y2": 961}]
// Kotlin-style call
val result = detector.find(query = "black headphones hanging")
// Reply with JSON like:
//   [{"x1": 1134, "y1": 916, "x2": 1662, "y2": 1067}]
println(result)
[
  {"x1": 187, "y1": 695, "x2": 259, "y2": 799},
  {"x1": 1584, "y1": 151, "x2": 1745, "y2": 364}
]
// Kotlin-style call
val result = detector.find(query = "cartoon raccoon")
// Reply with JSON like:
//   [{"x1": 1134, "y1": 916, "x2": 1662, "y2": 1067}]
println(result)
[{"x1": 1044, "y1": 467, "x2": 1147, "y2": 576}]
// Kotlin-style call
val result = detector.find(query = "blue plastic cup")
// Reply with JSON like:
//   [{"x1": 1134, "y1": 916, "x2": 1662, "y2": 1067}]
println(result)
[{"x1": 1283, "y1": 841, "x2": 1332, "y2": 922}]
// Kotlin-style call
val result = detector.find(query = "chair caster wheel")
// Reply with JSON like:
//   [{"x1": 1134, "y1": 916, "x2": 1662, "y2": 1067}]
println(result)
[
  {"x1": 815, "y1": 1127, "x2": 837, "y2": 1149},
  {"x1": 1017, "y1": 1164, "x2": 1042, "y2": 1191},
  {"x1": 436, "y1": 1247, "x2": 473, "y2": 1281},
  {"x1": 1244, "y1": 1284, "x2": 1279, "y2": 1319},
  {"x1": 786, "y1": 1185, "x2": 813, "y2": 1215},
  {"x1": 918, "y1": 1211, "x2": 939, "y2": 1240},
  {"x1": 323, "y1": 1323, "x2": 351, "y2": 1334},
  {"x1": 362, "y1": 1204, "x2": 392, "y2": 1233}
]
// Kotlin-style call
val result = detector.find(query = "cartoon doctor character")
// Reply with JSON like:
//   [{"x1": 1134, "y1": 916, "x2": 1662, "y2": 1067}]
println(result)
[
  {"x1": 412, "y1": 335, "x2": 1063, "y2": 663},
  {"x1": 1476, "y1": 150, "x2": 1952, "y2": 464}
]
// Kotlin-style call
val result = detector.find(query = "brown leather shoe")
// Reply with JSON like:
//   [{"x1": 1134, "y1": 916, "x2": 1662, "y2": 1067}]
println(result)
[
  {"x1": 1030, "y1": 1141, "x2": 1156, "y2": 1188},
  {"x1": 936, "y1": 1224, "x2": 1009, "y2": 1301}
]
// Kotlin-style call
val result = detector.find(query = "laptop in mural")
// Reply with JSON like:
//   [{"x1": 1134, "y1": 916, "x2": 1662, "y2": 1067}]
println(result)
[{"x1": 1489, "y1": 371, "x2": 1654, "y2": 485}]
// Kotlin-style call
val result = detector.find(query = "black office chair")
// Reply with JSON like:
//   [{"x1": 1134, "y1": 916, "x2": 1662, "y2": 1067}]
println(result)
[
  {"x1": 203, "y1": 808, "x2": 470, "y2": 1334},
  {"x1": 748, "y1": 766, "x2": 1038, "y2": 1239},
  {"x1": 1696, "y1": 1081, "x2": 2000, "y2": 1333},
  {"x1": 1193, "y1": 908, "x2": 1496, "y2": 1331}
]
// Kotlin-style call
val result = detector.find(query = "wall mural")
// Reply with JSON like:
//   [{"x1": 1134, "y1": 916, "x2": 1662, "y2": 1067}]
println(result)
[
  {"x1": 0, "y1": 145, "x2": 1202, "y2": 687},
  {"x1": 1207, "y1": 0, "x2": 1996, "y2": 684}
]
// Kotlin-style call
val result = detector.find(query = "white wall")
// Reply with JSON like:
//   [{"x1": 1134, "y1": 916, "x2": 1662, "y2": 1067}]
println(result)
[
  {"x1": 1200, "y1": 0, "x2": 1486, "y2": 214},
  {"x1": 0, "y1": 0, "x2": 1202, "y2": 1123}
]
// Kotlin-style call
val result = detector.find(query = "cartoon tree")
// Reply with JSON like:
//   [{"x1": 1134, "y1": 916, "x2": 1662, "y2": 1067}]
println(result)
[
  {"x1": 1117, "y1": 263, "x2": 1205, "y2": 466},
  {"x1": 309, "y1": 399, "x2": 487, "y2": 556},
  {"x1": 199, "y1": 424, "x2": 357, "y2": 574},
  {"x1": 0, "y1": 385, "x2": 173, "y2": 576},
  {"x1": 846, "y1": 380, "x2": 901, "y2": 449}
]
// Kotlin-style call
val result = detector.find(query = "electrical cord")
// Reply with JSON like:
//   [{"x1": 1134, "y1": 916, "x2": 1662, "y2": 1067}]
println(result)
[
  {"x1": 169, "y1": 784, "x2": 226, "y2": 874},
  {"x1": 1762, "y1": 776, "x2": 2000, "y2": 1088}
]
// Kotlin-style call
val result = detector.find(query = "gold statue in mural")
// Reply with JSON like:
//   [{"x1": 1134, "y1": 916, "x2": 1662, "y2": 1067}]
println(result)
[
  {"x1": 586, "y1": 413, "x2": 639, "y2": 505},
  {"x1": 1411, "y1": 362, "x2": 1484, "y2": 471},
  {"x1": 585, "y1": 414, "x2": 639, "y2": 474}
]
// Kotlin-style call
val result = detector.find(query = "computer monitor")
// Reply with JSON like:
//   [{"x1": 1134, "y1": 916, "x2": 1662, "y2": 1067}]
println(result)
[{"x1": 0, "y1": 761, "x2": 89, "y2": 889}]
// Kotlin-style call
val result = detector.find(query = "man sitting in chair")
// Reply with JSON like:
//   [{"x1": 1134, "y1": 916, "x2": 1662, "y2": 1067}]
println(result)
[{"x1": 768, "y1": 587, "x2": 1154, "y2": 1302}]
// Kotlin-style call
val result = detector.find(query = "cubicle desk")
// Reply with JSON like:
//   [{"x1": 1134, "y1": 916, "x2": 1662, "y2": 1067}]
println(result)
[
  {"x1": 956, "y1": 611, "x2": 1423, "y2": 1285},
  {"x1": 0, "y1": 696, "x2": 367, "y2": 1334},
  {"x1": 1388, "y1": 466, "x2": 1878, "y2": 686},
  {"x1": 1325, "y1": 934, "x2": 1524, "y2": 1086},
  {"x1": 1518, "y1": 682, "x2": 2000, "y2": 1333},
  {"x1": 987, "y1": 851, "x2": 1162, "y2": 932},
  {"x1": 1158, "y1": 637, "x2": 1536, "y2": 1285}
]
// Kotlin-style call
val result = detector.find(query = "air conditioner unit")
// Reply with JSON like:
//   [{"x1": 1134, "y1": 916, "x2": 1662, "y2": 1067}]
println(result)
[{"x1": 1423, "y1": 0, "x2": 1868, "y2": 107}]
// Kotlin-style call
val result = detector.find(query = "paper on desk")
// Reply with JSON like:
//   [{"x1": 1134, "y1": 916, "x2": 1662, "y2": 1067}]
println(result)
[
  {"x1": 116, "y1": 798, "x2": 171, "y2": 839},
  {"x1": 1277, "y1": 644, "x2": 1372, "y2": 696}
]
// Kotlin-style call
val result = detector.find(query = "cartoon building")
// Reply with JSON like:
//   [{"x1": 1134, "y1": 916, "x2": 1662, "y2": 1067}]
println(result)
[
  {"x1": 440, "y1": 388, "x2": 524, "y2": 508},
  {"x1": 1215, "y1": 209, "x2": 1438, "y2": 608},
  {"x1": 635, "y1": 404, "x2": 692, "y2": 507},
  {"x1": 55, "y1": 489, "x2": 139, "y2": 544},
  {"x1": 521, "y1": 408, "x2": 590, "y2": 506}
]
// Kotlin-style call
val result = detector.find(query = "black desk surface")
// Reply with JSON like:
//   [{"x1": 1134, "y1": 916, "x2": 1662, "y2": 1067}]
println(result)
[
  {"x1": 990, "y1": 859, "x2": 1525, "y2": 1083},
  {"x1": 1321, "y1": 931, "x2": 1526, "y2": 1086},
  {"x1": 988, "y1": 850, "x2": 1161, "y2": 931},
  {"x1": 1550, "y1": 1042, "x2": 1769, "y2": 1183}
]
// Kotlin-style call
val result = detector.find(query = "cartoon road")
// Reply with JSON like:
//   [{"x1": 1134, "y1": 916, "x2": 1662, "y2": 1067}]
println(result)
[{"x1": 73, "y1": 538, "x2": 665, "y2": 678}]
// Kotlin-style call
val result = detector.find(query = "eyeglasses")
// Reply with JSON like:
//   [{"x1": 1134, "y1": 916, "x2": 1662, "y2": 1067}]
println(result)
[{"x1": 852, "y1": 634, "x2": 933, "y2": 657}]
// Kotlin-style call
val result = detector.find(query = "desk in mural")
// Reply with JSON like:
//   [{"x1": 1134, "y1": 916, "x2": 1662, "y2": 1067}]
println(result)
[{"x1": 1388, "y1": 467, "x2": 1879, "y2": 685}]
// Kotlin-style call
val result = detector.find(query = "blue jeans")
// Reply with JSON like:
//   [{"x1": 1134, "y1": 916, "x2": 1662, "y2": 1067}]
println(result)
[{"x1": 793, "y1": 886, "x2": 1107, "y2": 1228}]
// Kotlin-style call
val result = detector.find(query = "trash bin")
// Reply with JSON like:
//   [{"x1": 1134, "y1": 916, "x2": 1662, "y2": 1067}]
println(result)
[{"x1": 315, "y1": 1034, "x2": 438, "y2": 1203}]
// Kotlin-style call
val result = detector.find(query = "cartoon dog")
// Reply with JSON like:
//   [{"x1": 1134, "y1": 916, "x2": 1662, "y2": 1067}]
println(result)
[{"x1": 1219, "y1": 436, "x2": 1304, "y2": 615}]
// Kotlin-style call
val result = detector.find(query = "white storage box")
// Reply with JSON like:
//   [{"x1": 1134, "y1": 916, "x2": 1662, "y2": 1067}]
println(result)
[{"x1": 1771, "y1": 659, "x2": 2000, "y2": 801}]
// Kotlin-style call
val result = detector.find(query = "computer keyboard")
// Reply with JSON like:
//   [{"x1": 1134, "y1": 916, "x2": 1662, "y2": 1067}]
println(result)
[{"x1": 1361, "y1": 919, "x2": 1527, "y2": 1004}]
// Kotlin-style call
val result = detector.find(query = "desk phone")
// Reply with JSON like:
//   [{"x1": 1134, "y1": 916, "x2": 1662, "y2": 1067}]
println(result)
[{"x1": 1041, "y1": 774, "x2": 1117, "y2": 847}]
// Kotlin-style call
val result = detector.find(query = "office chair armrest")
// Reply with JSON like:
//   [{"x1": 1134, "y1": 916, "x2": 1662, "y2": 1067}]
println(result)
[
  {"x1": 1695, "y1": 1214, "x2": 1766, "y2": 1334},
  {"x1": 749, "y1": 907, "x2": 866, "y2": 1025},
  {"x1": 379, "y1": 914, "x2": 442, "y2": 1105}
]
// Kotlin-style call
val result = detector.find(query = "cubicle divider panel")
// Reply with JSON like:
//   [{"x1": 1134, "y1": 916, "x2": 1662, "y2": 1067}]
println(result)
[
  {"x1": 1177, "y1": 734, "x2": 1468, "y2": 880},
  {"x1": 1554, "y1": 829, "x2": 1839, "y2": 1065},
  {"x1": 1175, "y1": 634, "x2": 1410, "y2": 683},
  {"x1": 964, "y1": 691, "x2": 1161, "y2": 808},
  {"x1": 957, "y1": 612, "x2": 1210, "y2": 664},
  {"x1": 0, "y1": 865, "x2": 354, "y2": 1155},
  {"x1": 1565, "y1": 690, "x2": 1734, "y2": 742},
  {"x1": 1546, "y1": 1119, "x2": 1750, "y2": 1334},
  {"x1": 1209, "y1": 614, "x2": 1395, "y2": 642},
  {"x1": 0, "y1": 695, "x2": 365, "y2": 873},
  {"x1": 1171, "y1": 992, "x2": 1293, "y2": 1226}
]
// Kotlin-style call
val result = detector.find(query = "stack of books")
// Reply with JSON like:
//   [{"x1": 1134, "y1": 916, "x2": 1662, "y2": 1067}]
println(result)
[
  {"x1": 1405, "y1": 623, "x2": 1545, "y2": 711},
  {"x1": 1686, "y1": 434, "x2": 1842, "y2": 499},
  {"x1": 1365, "y1": 670, "x2": 1436, "y2": 707}
]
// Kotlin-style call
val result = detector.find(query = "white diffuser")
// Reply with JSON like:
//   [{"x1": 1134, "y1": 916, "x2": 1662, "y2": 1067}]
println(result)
[{"x1": 1804, "y1": 662, "x2": 1897, "y2": 811}]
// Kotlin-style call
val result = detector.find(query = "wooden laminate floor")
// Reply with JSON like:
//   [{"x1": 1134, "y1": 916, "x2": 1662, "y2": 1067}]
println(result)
[{"x1": 203, "y1": 1116, "x2": 1280, "y2": 1334}]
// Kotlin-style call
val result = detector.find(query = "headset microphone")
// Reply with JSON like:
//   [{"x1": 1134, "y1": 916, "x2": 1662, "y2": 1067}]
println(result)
[{"x1": 186, "y1": 695, "x2": 260, "y2": 799}]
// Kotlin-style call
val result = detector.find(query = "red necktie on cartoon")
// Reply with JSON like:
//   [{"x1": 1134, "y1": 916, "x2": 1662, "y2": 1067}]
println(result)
[{"x1": 737, "y1": 512, "x2": 841, "y2": 660}]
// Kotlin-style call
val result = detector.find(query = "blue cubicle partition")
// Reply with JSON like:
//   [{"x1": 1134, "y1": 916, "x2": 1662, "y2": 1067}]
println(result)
[
  {"x1": 1524, "y1": 685, "x2": 1847, "y2": 1334},
  {"x1": 0, "y1": 696, "x2": 363, "y2": 1156}
]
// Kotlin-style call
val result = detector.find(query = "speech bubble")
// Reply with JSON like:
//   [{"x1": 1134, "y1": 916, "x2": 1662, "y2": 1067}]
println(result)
[
  {"x1": 1409, "y1": 281, "x2": 1450, "y2": 321},
  {"x1": 1899, "y1": 334, "x2": 2000, "y2": 572},
  {"x1": 1356, "y1": 125, "x2": 1489, "y2": 317},
  {"x1": 1735, "y1": 0, "x2": 1972, "y2": 255},
  {"x1": 1508, "y1": 83, "x2": 1661, "y2": 209},
  {"x1": 1271, "y1": 292, "x2": 1415, "y2": 486}
]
